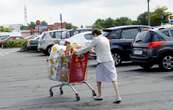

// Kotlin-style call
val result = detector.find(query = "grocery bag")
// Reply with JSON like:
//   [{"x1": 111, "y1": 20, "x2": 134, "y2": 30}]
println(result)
[{"x1": 69, "y1": 53, "x2": 89, "y2": 83}]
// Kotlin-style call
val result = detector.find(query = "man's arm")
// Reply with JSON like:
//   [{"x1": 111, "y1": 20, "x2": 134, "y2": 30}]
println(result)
[{"x1": 76, "y1": 39, "x2": 97, "y2": 55}]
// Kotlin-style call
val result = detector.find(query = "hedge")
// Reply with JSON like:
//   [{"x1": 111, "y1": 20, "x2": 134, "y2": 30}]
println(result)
[{"x1": 3, "y1": 39, "x2": 28, "y2": 48}]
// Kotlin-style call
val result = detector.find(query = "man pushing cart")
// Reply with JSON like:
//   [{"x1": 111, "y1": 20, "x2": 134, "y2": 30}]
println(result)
[{"x1": 48, "y1": 43, "x2": 96, "y2": 101}]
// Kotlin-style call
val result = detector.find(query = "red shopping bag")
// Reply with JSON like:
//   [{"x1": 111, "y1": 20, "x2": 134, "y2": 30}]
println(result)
[{"x1": 69, "y1": 53, "x2": 89, "y2": 83}]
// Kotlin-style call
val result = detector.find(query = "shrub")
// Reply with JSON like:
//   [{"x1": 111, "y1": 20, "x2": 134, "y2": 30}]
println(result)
[{"x1": 4, "y1": 39, "x2": 28, "y2": 48}]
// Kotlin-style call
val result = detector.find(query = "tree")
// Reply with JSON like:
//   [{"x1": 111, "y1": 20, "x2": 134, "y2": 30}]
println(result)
[
  {"x1": 115, "y1": 17, "x2": 133, "y2": 26},
  {"x1": 137, "y1": 6, "x2": 172, "y2": 26},
  {"x1": 20, "y1": 25, "x2": 28, "y2": 30},
  {"x1": 93, "y1": 18, "x2": 115, "y2": 29},
  {"x1": 150, "y1": 6, "x2": 172, "y2": 26},
  {"x1": 103, "y1": 18, "x2": 115, "y2": 28},
  {"x1": 41, "y1": 21, "x2": 48, "y2": 26},
  {"x1": 65, "y1": 23, "x2": 77, "y2": 29},
  {"x1": 28, "y1": 22, "x2": 36, "y2": 29},
  {"x1": 0, "y1": 26, "x2": 12, "y2": 32},
  {"x1": 93, "y1": 17, "x2": 134, "y2": 29},
  {"x1": 137, "y1": 12, "x2": 148, "y2": 25},
  {"x1": 93, "y1": 19, "x2": 105, "y2": 29}
]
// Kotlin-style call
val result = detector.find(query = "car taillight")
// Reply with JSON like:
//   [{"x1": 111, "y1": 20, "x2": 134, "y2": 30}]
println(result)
[{"x1": 148, "y1": 41, "x2": 165, "y2": 48}]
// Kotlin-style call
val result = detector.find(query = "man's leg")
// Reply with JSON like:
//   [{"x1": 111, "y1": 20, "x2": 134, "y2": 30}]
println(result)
[
  {"x1": 112, "y1": 81, "x2": 121, "y2": 103},
  {"x1": 94, "y1": 81, "x2": 103, "y2": 100},
  {"x1": 97, "y1": 81, "x2": 102, "y2": 97}
]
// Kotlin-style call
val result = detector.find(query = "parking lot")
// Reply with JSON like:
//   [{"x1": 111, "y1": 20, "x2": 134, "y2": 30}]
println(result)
[{"x1": 1, "y1": 48, "x2": 173, "y2": 110}]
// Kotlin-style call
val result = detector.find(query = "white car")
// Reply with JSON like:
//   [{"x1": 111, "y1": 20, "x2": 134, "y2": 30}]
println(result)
[
  {"x1": 60, "y1": 31, "x2": 96, "y2": 58},
  {"x1": 60, "y1": 31, "x2": 93, "y2": 47}
]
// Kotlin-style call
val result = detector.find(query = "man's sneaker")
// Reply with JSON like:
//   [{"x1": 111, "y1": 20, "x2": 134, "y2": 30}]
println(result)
[
  {"x1": 93, "y1": 96, "x2": 103, "y2": 101},
  {"x1": 113, "y1": 98, "x2": 122, "y2": 104}
]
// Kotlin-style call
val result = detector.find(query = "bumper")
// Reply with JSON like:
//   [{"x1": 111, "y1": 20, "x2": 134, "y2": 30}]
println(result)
[{"x1": 130, "y1": 55, "x2": 158, "y2": 64}]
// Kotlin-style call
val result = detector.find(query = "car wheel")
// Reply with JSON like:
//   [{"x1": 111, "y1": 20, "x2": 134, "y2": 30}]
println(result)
[
  {"x1": 45, "y1": 46, "x2": 52, "y2": 56},
  {"x1": 159, "y1": 54, "x2": 173, "y2": 71},
  {"x1": 112, "y1": 52, "x2": 121, "y2": 66},
  {"x1": 139, "y1": 64, "x2": 153, "y2": 70}
]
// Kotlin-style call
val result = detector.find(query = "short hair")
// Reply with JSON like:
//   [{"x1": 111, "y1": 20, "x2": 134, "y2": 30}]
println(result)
[{"x1": 92, "y1": 29, "x2": 102, "y2": 36}]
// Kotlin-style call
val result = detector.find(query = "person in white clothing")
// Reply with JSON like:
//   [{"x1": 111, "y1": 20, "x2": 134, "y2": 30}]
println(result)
[{"x1": 75, "y1": 29, "x2": 121, "y2": 104}]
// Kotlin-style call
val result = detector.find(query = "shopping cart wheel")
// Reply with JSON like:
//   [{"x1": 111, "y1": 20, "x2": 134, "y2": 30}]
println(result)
[
  {"x1": 92, "y1": 90, "x2": 97, "y2": 96},
  {"x1": 49, "y1": 90, "x2": 53, "y2": 97},
  {"x1": 76, "y1": 94, "x2": 80, "y2": 101},
  {"x1": 60, "y1": 88, "x2": 63, "y2": 95}
]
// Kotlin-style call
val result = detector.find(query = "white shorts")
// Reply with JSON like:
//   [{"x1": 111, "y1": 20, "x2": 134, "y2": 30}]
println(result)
[{"x1": 96, "y1": 61, "x2": 117, "y2": 82}]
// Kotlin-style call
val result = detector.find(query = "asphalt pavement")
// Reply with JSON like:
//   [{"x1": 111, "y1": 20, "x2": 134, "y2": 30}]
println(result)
[{"x1": 0, "y1": 48, "x2": 173, "y2": 110}]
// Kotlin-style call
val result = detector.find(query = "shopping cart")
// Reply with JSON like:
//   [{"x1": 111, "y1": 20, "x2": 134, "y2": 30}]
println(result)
[{"x1": 48, "y1": 52, "x2": 96, "y2": 101}]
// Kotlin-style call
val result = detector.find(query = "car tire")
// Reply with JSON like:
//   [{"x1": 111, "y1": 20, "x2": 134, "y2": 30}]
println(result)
[
  {"x1": 159, "y1": 54, "x2": 173, "y2": 71},
  {"x1": 45, "y1": 46, "x2": 52, "y2": 56},
  {"x1": 112, "y1": 52, "x2": 122, "y2": 66},
  {"x1": 139, "y1": 64, "x2": 153, "y2": 70}
]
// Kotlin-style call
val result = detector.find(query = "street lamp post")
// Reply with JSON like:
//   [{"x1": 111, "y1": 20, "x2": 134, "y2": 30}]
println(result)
[
  {"x1": 147, "y1": 0, "x2": 150, "y2": 26},
  {"x1": 60, "y1": 13, "x2": 63, "y2": 39}
]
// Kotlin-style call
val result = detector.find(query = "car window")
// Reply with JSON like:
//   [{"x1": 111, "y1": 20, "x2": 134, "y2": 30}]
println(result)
[
  {"x1": 170, "y1": 30, "x2": 173, "y2": 37},
  {"x1": 84, "y1": 34, "x2": 93, "y2": 40},
  {"x1": 151, "y1": 32, "x2": 164, "y2": 41},
  {"x1": 66, "y1": 32, "x2": 71, "y2": 38},
  {"x1": 162, "y1": 30, "x2": 170, "y2": 37},
  {"x1": 141, "y1": 27, "x2": 150, "y2": 31},
  {"x1": 121, "y1": 28, "x2": 139, "y2": 39},
  {"x1": 41, "y1": 33, "x2": 47, "y2": 40},
  {"x1": 134, "y1": 31, "x2": 151, "y2": 43},
  {"x1": 50, "y1": 32, "x2": 56, "y2": 38},
  {"x1": 50, "y1": 31, "x2": 62, "y2": 39},
  {"x1": 108, "y1": 30, "x2": 121, "y2": 39}
]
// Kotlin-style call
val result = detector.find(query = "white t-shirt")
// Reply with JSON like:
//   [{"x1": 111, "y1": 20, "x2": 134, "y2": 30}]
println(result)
[{"x1": 77, "y1": 35, "x2": 114, "y2": 63}]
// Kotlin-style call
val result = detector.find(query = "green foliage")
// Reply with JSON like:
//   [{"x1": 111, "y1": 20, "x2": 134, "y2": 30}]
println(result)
[
  {"x1": 115, "y1": 17, "x2": 134, "y2": 26},
  {"x1": 93, "y1": 6, "x2": 172, "y2": 28},
  {"x1": 93, "y1": 17, "x2": 135, "y2": 29},
  {"x1": 137, "y1": 12, "x2": 148, "y2": 25},
  {"x1": 20, "y1": 25, "x2": 28, "y2": 30},
  {"x1": 4, "y1": 39, "x2": 28, "y2": 48},
  {"x1": 150, "y1": 6, "x2": 172, "y2": 26},
  {"x1": 0, "y1": 26, "x2": 12, "y2": 32},
  {"x1": 28, "y1": 22, "x2": 36, "y2": 29},
  {"x1": 65, "y1": 23, "x2": 77, "y2": 29},
  {"x1": 137, "y1": 6, "x2": 172, "y2": 26},
  {"x1": 20, "y1": 22, "x2": 36, "y2": 30},
  {"x1": 41, "y1": 21, "x2": 48, "y2": 26}
]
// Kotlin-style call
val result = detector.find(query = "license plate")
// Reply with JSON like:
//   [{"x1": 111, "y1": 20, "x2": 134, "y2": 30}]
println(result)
[{"x1": 133, "y1": 50, "x2": 143, "y2": 55}]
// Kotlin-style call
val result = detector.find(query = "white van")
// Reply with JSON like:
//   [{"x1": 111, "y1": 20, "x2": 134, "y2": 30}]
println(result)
[{"x1": 38, "y1": 30, "x2": 68, "y2": 55}]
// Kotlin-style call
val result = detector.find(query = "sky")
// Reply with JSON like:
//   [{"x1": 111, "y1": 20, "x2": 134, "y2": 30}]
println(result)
[{"x1": 0, "y1": 0, "x2": 173, "y2": 27}]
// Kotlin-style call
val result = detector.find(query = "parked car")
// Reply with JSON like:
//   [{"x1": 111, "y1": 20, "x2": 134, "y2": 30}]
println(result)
[
  {"x1": 38, "y1": 28, "x2": 93, "y2": 55},
  {"x1": 103, "y1": 25, "x2": 151, "y2": 66},
  {"x1": 26, "y1": 35, "x2": 41, "y2": 50},
  {"x1": 60, "y1": 31, "x2": 95, "y2": 57},
  {"x1": 160, "y1": 27, "x2": 173, "y2": 38},
  {"x1": 0, "y1": 35, "x2": 9, "y2": 47},
  {"x1": 130, "y1": 29, "x2": 173, "y2": 71},
  {"x1": 24, "y1": 35, "x2": 37, "y2": 40},
  {"x1": 38, "y1": 30, "x2": 70, "y2": 55},
  {"x1": 60, "y1": 31, "x2": 93, "y2": 46}
]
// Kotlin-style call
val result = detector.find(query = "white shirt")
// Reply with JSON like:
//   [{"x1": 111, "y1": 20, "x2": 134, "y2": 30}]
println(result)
[{"x1": 76, "y1": 35, "x2": 114, "y2": 63}]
